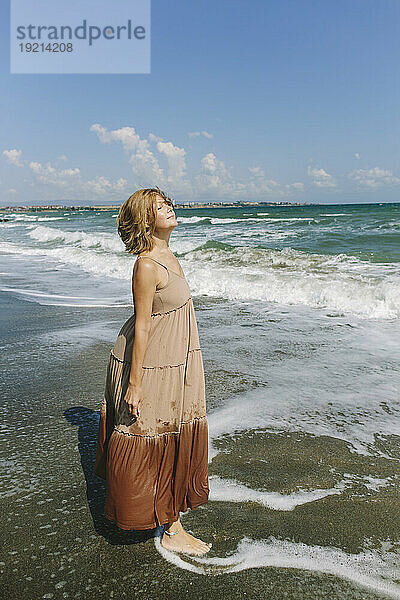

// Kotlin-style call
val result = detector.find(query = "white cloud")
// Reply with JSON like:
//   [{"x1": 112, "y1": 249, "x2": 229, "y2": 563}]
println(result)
[
  {"x1": 91, "y1": 123, "x2": 192, "y2": 195},
  {"x1": 195, "y1": 153, "x2": 285, "y2": 198},
  {"x1": 307, "y1": 165, "x2": 336, "y2": 188},
  {"x1": 129, "y1": 139, "x2": 166, "y2": 187},
  {"x1": 91, "y1": 124, "x2": 305, "y2": 200},
  {"x1": 285, "y1": 182, "x2": 304, "y2": 192},
  {"x1": 157, "y1": 140, "x2": 187, "y2": 185},
  {"x1": 196, "y1": 153, "x2": 233, "y2": 192},
  {"x1": 7, "y1": 188, "x2": 17, "y2": 194},
  {"x1": 90, "y1": 124, "x2": 140, "y2": 152},
  {"x1": 355, "y1": 153, "x2": 360, "y2": 160},
  {"x1": 188, "y1": 131, "x2": 213, "y2": 139},
  {"x1": 84, "y1": 176, "x2": 128, "y2": 195},
  {"x1": 28, "y1": 159, "x2": 128, "y2": 198},
  {"x1": 201, "y1": 153, "x2": 226, "y2": 175},
  {"x1": 91, "y1": 124, "x2": 163, "y2": 184},
  {"x1": 3, "y1": 149, "x2": 23, "y2": 167},
  {"x1": 29, "y1": 161, "x2": 80, "y2": 187},
  {"x1": 148, "y1": 133, "x2": 164, "y2": 143},
  {"x1": 348, "y1": 166, "x2": 400, "y2": 188},
  {"x1": 248, "y1": 166, "x2": 265, "y2": 178},
  {"x1": 90, "y1": 124, "x2": 356, "y2": 201},
  {"x1": 248, "y1": 167, "x2": 302, "y2": 196}
]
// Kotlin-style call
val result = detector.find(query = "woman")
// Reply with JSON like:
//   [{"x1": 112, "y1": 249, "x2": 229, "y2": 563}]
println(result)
[{"x1": 94, "y1": 187, "x2": 211, "y2": 556}]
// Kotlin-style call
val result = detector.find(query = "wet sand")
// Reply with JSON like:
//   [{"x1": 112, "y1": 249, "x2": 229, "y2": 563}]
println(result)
[{"x1": 1, "y1": 292, "x2": 398, "y2": 599}]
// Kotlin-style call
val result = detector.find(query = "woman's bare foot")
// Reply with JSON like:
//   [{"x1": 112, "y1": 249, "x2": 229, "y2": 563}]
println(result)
[{"x1": 161, "y1": 518, "x2": 212, "y2": 556}]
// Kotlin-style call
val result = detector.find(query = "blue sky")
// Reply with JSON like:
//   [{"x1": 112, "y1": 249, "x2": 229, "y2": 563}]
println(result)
[{"x1": 1, "y1": 0, "x2": 399, "y2": 206}]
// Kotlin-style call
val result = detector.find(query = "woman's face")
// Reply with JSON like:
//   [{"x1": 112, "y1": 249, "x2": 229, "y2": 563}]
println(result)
[{"x1": 155, "y1": 195, "x2": 177, "y2": 230}]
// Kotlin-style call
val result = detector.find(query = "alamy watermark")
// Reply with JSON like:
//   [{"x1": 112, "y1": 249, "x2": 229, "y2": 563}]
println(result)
[{"x1": 11, "y1": 0, "x2": 151, "y2": 74}]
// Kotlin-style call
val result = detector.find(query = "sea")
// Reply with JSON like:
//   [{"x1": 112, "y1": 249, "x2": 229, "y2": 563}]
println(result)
[{"x1": 0, "y1": 202, "x2": 399, "y2": 599}]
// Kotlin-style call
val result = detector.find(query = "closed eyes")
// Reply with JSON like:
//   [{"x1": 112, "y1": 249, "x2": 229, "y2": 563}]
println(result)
[{"x1": 158, "y1": 201, "x2": 174, "y2": 210}]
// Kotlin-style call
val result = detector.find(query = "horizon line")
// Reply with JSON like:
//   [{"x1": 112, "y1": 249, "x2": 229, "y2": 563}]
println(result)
[{"x1": 1, "y1": 200, "x2": 399, "y2": 210}]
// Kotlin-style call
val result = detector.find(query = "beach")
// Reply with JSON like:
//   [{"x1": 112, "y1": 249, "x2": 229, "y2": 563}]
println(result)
[{"x1": 1, "y1": 203, "x2": 399, "y2": 599}]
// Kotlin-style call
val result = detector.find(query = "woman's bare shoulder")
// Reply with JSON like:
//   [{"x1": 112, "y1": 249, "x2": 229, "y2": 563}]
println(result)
[
  {"x1": 133, "y1": 256, "x2": 157, "y2": 279},
  {"x1": 133, "y1": 255, "x2": 166, "y2": 289}
]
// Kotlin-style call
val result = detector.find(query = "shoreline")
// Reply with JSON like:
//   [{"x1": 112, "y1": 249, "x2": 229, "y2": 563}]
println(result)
[{"x1": 1, "y1": 290, "x2": 398, "y2": 599}]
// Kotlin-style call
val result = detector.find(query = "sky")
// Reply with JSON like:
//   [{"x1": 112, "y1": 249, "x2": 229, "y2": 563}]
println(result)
[{"x1": 1, "y1": 0, "x2": 399, "y2": 206}]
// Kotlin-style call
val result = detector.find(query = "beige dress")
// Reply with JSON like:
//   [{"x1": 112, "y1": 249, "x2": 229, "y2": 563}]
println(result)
[{"x1": 94, "y1": 255, "x2": 209, "y2": 530}]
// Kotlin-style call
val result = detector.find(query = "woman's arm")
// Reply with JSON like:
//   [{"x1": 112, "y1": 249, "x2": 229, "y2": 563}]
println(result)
[{"x1": 124, "y1": 258, "x2": 159, "y2": 417}]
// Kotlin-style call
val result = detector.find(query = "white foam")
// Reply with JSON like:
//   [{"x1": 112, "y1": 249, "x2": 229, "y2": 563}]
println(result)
[
  {"x1": 209, "y1": 474, "x2": 393, "y2": 509},
  {"x1": 0, "y1": 241, "x2": 132, "y2": 282},
  {"x1": 27, "y1": 225, "x2": 125, "y2": 253},
  {"x1": 37, "y1": 216, "x2": 65, "y2": 221},
  {"x1": 154, "y1": 536, "x2": 400, "y2": 598},
  {"x1": 154, "y1": 538, "x2": 205, "y2": 573},
  {"x1": 0, "y1": 286, "x2": 130, "y2": 307},
  {"x1": 258, "y1": 217, "x2": 320, "y2": 222},
  {"x1": 4, "y1": 214, "x2": 64, "y2": 222},
  {"x1": 210, "y1": 217, "x2": 266, "y2": 224},
  {"x1": 209, "y1": 475, "x2": 346, "y2": 510},
  {"x1": 36, "y1": 321, "x2": 118, "y2": 347},
  {"x1": 2, "y1": 232, "x2": 400, "y2": 319},
  {"x1": 5, "y1": 213, "x2": 40, "y2": 221},
  {"x1": 1, "y1": 286, "x2": 117, "y2": 300},
  {"x1": 361, "y1": 475, "x2": 393, "y2": 491},
  {"x1": 176, "y1": 216, "x2": 211, "y2": 224},
  {"x1": 184, "y1": 246, "x2": 400, "y2": 320},
  {"x1": 207, "y1": 373, "x2": 400, "y2": 461}
]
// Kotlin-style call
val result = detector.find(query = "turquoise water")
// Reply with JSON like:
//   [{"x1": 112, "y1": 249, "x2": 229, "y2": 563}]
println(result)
[
  {"x1": 174, "y1": 202, "x2": 400, "y2": 263},
  {"x1": 0, "y1": 202, "x2": 399, "y2": 318}
]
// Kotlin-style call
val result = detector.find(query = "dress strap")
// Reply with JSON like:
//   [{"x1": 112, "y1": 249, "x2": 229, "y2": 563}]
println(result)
[
  {"x1": 137, "y1": 255, "x2": 168, "y2": 272},
  {"x1": 137, "y1": 255, "x2": 185, "y2": 280}
]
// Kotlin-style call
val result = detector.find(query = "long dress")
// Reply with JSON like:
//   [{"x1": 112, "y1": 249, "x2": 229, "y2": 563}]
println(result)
[{"x1": 94, "y1": 255, "x2": 210, "y2": 530}]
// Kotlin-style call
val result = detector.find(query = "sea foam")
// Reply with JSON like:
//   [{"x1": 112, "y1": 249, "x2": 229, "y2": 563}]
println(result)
[{"x1": 154, "y1": 536, "x2": 400, "y2": 598}]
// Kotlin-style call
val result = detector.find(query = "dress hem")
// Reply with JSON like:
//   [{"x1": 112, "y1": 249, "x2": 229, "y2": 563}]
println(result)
[{"x1": 104, "y1": 496, "x2": 209, "y2": 532}]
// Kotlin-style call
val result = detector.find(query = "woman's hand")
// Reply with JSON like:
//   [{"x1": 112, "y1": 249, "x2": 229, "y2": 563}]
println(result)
[{"x1": 124, "y1": 383, "x2": 143, "y2": 420}]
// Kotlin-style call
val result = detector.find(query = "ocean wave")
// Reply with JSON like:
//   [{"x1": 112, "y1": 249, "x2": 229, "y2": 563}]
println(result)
[
  {"x1": 5, "y1": 214, "x2": 65, "y2": 222},
  {"x1": 259, "y1": 217, "x2": 321, "y2": 222},
  {"x1": 27, "y1": 224, "x2": 125, "y2": 253},
  {"x1": 0, "y1": 240, "x2": 132, "y2": 281},
  {"x1": 155, "y1": 536, "x2": 400, "y2": 597},
  {"x1": 176, "y1": 216, "x2": 211, "y2": 224},
  {"x1": 2, "y1": 237, "x2": 400, "y2": 319},
  {"x1": 0, "y1": 285, "x2": 130, "y2": 307},
  {"x1": 184, "y1": 244, "x2": 400, "y2": 320}
]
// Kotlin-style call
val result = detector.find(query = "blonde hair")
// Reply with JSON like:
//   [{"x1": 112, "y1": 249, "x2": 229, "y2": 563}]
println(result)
[{"x1": 116, "y1": 187, "x2": 174, "y2": 254}]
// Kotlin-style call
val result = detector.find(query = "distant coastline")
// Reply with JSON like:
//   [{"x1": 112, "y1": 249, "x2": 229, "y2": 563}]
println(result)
[
  {"x1": 1, "y1": 200, "x2": 398, "y2": 212},
  {"x1": 1, "y1": 200, "x2": 311, "y2": 212}
]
